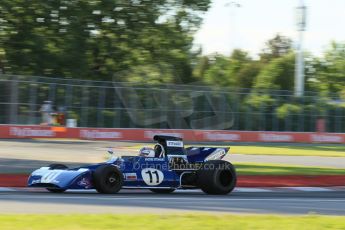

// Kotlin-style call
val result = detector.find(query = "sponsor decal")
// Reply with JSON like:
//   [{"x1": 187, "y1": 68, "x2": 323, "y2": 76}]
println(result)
[
  {"x1": 144, "y1": 158, "x2": 165, "y2": 161},
  {"x1": 259, "y1": 133, "x2": 294, "y2": 142},
  {"x1": 77, "y1": 177, "x2": 91, "y2": 188},
  {"x1": 124, "y1": 173, "x2": 137, "y2": 181},
  {"x1": 31, "y1": 179, "x2": 41, "y2": 184},
  {"x1": 141, "y1": 168, "x2": 164, "y2": 186},
  {"x1": 166, "y1": 140, "x2": 184, "y2": 147},
  {"x1": 311, "y1": 134, "x2": 344, "y2": 143},
  {"x1": 204, "y1": 132, "x2": 241, "y2": 141},
  {"x1": 9, "y1": 127, "x2": 55, "y2": 137},
  {"x1": 80, "y1": 130, "x2": 123, "y2": 139},
  {"x1": 77, "y1": 168, "x2": 89, "y2": 172},
  {"x1": 205, "y1": 149, "x2": 226, "y2": 161},
  {"x1": 31, "y1": 167, "x2": 51, "y2": 176},
  {"x1": 40, "y1": 171, "x2": 62, "y2": 183}
]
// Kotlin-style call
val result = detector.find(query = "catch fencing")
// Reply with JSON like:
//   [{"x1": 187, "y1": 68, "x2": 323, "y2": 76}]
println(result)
[{"x1": 0, "y1": 74, "x2": 344, "y2": 133}]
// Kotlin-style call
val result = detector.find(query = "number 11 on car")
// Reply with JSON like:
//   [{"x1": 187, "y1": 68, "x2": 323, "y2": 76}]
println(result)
[{"x1": 141, "y1": 168, "x2": 164, "y2": 186}]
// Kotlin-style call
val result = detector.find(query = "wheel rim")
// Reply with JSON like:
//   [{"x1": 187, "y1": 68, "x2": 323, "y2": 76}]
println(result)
[{"x1": 105, "y1": 171, "x2": 119, "y2": 188}]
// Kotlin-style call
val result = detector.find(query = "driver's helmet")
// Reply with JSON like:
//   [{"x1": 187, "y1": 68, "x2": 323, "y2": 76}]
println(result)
[{"x1": 139, "y1": 147, "x2": 155, "y2": 157}]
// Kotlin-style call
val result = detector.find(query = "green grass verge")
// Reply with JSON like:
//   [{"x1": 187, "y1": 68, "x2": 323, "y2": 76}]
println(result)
[
  {"x1": 126, "y1": 143, "x2": 345, "y2": 157},
  {"x1": 235, "y1": 162, "x2": 345, "y2": 175},
  {"x1": 230, "y1": 144, "x2": 345, "y2": 157},
  {"x1": 0, "y1": 214, "x2": 345, "y2": 230}
]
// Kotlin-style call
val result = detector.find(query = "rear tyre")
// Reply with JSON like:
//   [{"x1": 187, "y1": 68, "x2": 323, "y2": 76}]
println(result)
[
  {"x1": 93, "y1": 165, "x2": 123, "y2": 194},
  {"x1": 46, "y1": 164, "x2": 68, "y2": 193},
  {"x1": 149, "y1": 189, "x2": 175, "y2": 194},
  {"x1": 197, "y1": 160, "x2": 236, "y2": 195}
]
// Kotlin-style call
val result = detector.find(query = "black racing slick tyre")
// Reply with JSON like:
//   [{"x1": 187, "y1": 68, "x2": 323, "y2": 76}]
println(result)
[
  {"x1": 46, "y1": 164, "x2": 68, "y2": 193},
  {"x1": 197, "y1": 160, "x2": 237, "y2": 195},
  {"x1": 93, "y1": 165, "x2": 123, "y2": 194},
  {"x1": 149, "y1": 189, "x2": 175, "y2": 194}
]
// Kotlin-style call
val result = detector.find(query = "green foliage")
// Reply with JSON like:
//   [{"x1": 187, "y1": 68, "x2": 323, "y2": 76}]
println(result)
[
  {"x1": 192, "y1": 56, "x2": 210, "y2": 80},
  {"x1": 203, "y1": 54, "x2": 231, "y2": 86},
  {"x1": 254, "y1": 53, "x2": 295, "y2": 91},
  {"x1": 276, "y1": 103, "x2": 302, "y2": 119},
  {"x1": 308, "y1": 42, "x2": 345, "y2": 96},
  {"x1": 235, "y1": 61, "x2": 261, "y2": 89},
  {"x1": 259, "y1": 34, "x2": 293, "y2": 62},
  {"x1": 340, "y1": 88, "x2": 345, "y2": 101},
  {"x1": 0, "y1": 0, "x2": 211, "y2": 82},
  {"x1": 201, "y1": 49, "x2": 260, "y2": 88},
  {"x1": 1, "y1": 2, "x2": 345, "y2": 134},
  {"x1": 113, "y1": 64, "x2": 175, "y2": 84},
  {"x1": 245, "y1": 94, "x2": 276, "y2": 109}
]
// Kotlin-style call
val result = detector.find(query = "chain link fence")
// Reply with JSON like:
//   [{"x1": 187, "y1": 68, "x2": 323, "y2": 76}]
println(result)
[{"x1": 0, "y1": 74, "x2": 344, "y2": 132}]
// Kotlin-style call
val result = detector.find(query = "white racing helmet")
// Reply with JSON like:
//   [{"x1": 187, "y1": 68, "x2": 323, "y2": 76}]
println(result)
[{"x1": 139, "y1": 147, "x2": 155, "y2": 157}]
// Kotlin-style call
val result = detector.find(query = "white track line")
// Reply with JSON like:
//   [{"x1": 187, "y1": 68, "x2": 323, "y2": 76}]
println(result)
[
  {"x1": 0, "y1": 188, "x2": 15, "y2": 192},
  {"x1": 234, "y1": 188, "x2": 273, "y2": 192},
  {"x1": 281, "y1": 187, "x2": 333, "y2": 192}
]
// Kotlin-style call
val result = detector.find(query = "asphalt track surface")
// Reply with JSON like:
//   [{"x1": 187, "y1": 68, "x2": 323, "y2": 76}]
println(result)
[
  {"x1": 1, "y1": 139, "x2": 345, "y2": 215},
  {"x1": 1, "y1": 188, "x2": 345, "y2": 215},
  {"x1": 1, "y1": 139, "x2": 345, "y2": 173}
]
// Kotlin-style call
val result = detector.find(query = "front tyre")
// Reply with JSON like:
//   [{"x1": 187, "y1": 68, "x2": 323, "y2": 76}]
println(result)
[
  {"x1": 48, "y1": 164, "x2": 68, "y2": 170},
  {"x1": 46, "y1": 164, "x2": 68, "y2": 193},
  {"x1": 93, "y1": 165, "x2": 123, "y2": 194},
  {"x1": 197, "y1": 160, "x2": 236, "y2": 195},
  {"x1": 149, "y1": 189, "x2": 175, "y2": 194}
]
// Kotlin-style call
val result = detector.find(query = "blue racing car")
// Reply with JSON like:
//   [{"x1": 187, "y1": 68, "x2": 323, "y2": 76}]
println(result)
[{"x1": 28, "y1": 135, "x2": 237, "y2": 195}]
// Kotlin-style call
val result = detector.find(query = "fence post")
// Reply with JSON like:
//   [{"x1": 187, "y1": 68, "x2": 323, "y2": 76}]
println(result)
[
  {"x1": 9, "y1": 76, "x2": 18, "y2": 124},
  {"x1": 339, "y1": 107, "x2": 343, "y2": 133},
  {"x1": 159, "y1": 88, "x2": 167, "y2": 129},
  {"x1": 285, "y1": 96, "x2": 291, "y2": 131},
  {"x1": 335, "y1": 101, "x2": 341, "y2": 133},
  {"x1": 311, "y1": 96, "x2": 315, "y2": 132},
  {"x1": 260, "y1": 101, "x2": 266, "y2": 131},
  {"x1": 81, "y1": 84, "x2": 89, "y2": 127},
  {"x1": 49, "y1": 83, "x2": 56, "y2": 103},
  {"x1": 245, "y1": 106, "x2": 250, "y2": 131},
  {"x1": 272, "y1": 93, "x2": 278, "y2": 131},
  {"x1": 29, "y1": 78, "x2": 38, "y2": 124},
  {"x1": 112, "y1": 86, "x2": 120, "y2": 128},
  {"x1": 300, "y1": 96, "x2": 305, "y2": 131},
  {"x1": 232, "y1": 92, "x2": 238, "y2": 130},
  {"x1": 64, "y1": 84, "x2": 72, "y2": 127},
  {"x1": 97, "y1": 84, "x2": 105, "y2": 127}
]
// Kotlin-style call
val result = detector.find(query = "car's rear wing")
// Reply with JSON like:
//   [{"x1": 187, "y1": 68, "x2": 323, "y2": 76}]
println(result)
[{"x1": 153, "y1": 135, "x2": 185, "y2": 155}]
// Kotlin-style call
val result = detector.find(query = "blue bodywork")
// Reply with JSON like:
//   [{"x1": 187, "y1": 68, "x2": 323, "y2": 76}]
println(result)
[{"x1": 28, "y1": 136, "x2": 230, "y2": 191}]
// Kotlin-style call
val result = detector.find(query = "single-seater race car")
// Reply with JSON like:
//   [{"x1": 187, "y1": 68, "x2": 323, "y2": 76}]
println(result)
[{"x1": 28, "y1": 135, "x2": 237, "y2": 195}]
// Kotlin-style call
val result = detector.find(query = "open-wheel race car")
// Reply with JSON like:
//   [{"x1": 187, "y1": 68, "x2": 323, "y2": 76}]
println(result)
[{"x1": 28, "y1": 135, "x2": 237, "y2": 195}]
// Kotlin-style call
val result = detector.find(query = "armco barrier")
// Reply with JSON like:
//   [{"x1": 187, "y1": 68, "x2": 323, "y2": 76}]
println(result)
[{"x1": 1, "y1": 125, "x2": 345, "y2": 143}]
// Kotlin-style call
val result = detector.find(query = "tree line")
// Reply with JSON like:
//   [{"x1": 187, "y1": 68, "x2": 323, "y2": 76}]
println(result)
[
  {"x1": 0, "y1": 1, "x2": 344, "y2": 131},
  {"x1": 0, "y1": 1, "x2": 344, "y2": 99},
  {"x1": 194, "y1": 35, "x2": 345, "y2": 98},
  {"x1": 0, "y1": 0, "x2": 210, "y2": 83}
]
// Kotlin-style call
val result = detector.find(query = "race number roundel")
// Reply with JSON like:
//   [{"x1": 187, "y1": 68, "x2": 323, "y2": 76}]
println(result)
[{"x1": 141, "y1": 168, "x2": 164, "y2": 186}]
